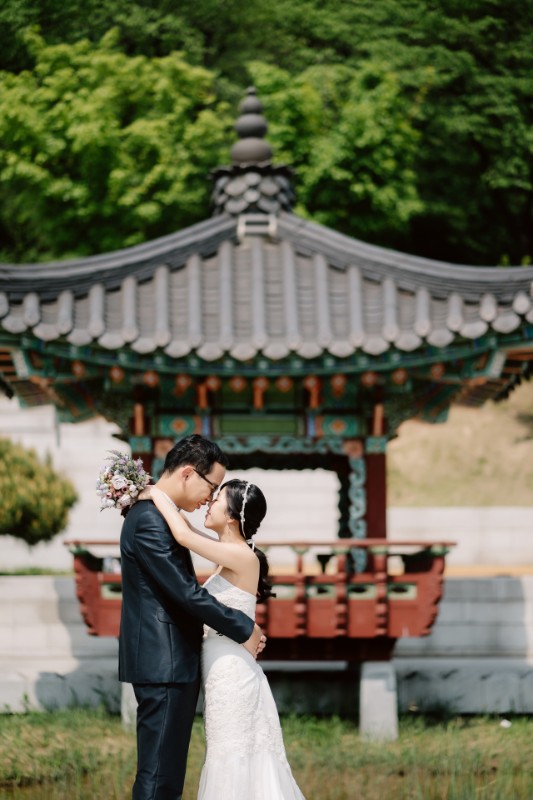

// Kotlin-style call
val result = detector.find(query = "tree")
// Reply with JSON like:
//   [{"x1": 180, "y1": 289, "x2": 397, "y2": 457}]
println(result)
[
  {"x1": 0, "y1": 0, "x2": 206, "y2": 73},
  {"x1": 0, "y1": 0, "x2": 531, "y2": 265},
  {"x1": 0, "y1": 438, "x2": 78, "y2": 545},
  {"x1": 0, "y1": 30, "x2": 233, "y2": 261},
  {"x1": 250, "y1": 61, "x2": 422, "y2": 246},
  {"x1": 362, "y1": 0, "x2": 533, "y2": 265}
]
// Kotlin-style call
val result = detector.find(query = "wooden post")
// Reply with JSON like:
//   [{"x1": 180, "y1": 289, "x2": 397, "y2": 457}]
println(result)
[
  {"x1": 133, "y1": 403, "x2": 145, "y2": 436},
  {"x1": 365, "y1": 450, "x2": 387, "y2": 539}
]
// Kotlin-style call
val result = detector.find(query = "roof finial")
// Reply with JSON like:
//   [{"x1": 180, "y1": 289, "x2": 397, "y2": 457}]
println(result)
[
  {"x1": 210, "y1": 87, "x2": 295, "y2": 217},
  {"x1": 230, "y1": 87, "x2": 273, "y2": 165}
]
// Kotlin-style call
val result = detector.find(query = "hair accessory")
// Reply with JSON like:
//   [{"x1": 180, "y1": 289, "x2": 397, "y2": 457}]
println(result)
[
  {"x1": 240, "y1": 481, "x2": 251, "y2": 536},
  {"x1": 246, "y1": 538, "x2": 256, "y2": 552}
]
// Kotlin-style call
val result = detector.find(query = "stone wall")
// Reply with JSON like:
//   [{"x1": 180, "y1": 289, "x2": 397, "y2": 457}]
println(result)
[
  {"x1": 395, "y1": 576, "x2": 533, "y2": 714},
  {"x1": 0, "y1": 576, "x2": 119, "y2": 713}
]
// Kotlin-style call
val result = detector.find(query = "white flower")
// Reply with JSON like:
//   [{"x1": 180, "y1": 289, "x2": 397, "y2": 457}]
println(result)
[
  {"x1": 129, "y1": 485, "x2": 139, "y2": 497},
  {"x1": 111, "y1": 474, "x2": 128, "y2": 490},
  {"x1": 118, "y1": 494, "x2": 132, "y2": 507},
  {"x1": 100, "y1": 497, "x2": 115, "y2": 509}
]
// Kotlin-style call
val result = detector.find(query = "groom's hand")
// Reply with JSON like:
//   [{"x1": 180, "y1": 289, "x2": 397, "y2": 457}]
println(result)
[{"x1": 243, "y1": 624, "x2": 267, "y2": 659}]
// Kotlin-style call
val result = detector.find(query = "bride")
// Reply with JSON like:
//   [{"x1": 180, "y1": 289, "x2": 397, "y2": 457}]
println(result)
[{"x1": 139, "y1": 479, "x2": 306, "y2": 800}]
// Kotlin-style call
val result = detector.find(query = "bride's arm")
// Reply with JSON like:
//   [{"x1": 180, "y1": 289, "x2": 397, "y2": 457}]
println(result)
[{"x1": 139, "y1": 486, "x2": 249, "y2": 570}]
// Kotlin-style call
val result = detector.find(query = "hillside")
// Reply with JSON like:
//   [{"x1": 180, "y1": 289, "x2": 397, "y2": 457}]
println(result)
[{"x1": 387, "y1": 379, "x2": 533, "y2": 506}]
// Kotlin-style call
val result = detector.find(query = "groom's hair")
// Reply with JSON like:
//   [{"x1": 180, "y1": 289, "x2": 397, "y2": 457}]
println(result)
[{"x1": 162, "y1": 434, "x2": 229, "y2": 475}]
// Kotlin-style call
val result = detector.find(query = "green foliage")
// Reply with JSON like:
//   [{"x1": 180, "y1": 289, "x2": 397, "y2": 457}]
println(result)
[
  {"x1": 0, "y1": 437, "x2": 78, "y2": 544},
  {"x1": 363, "y1": 0, "x2": 533, "y2": 264},
  {"x1": 240, "y1": 0, "x2": 533, "y2": 264},
  {"x1": 250, "y1": 61, "x2": 422, "y2": 244},
  {"x1": 0, "y1": 30, "x2": 233, "y2": 261},
  {"x1": 0, "y1": 0, "x2": 531, "y2": 265},
  {"x1": 0, "y1": 0, "x2": 205, "y2": 73}
]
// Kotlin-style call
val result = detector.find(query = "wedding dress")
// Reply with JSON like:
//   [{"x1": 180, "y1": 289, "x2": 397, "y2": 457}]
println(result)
[{"x1": 197, "y1": 573, "x2": 306, "y2": 800}]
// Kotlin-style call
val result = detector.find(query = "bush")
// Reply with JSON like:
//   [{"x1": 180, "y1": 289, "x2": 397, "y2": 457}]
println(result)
[{"x1": 0, "y1": 438, "x2": 78, "y2": 544}]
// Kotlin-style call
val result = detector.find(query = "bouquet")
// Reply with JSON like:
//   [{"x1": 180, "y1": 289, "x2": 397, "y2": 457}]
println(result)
[{"x1": 96, "y1": 450, "x2": 151, "y2": 511}]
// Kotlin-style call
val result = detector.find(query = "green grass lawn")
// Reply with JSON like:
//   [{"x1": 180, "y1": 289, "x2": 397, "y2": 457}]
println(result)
[{"x1": 0, "y1": 709, "x2": 531, "y2": 799}]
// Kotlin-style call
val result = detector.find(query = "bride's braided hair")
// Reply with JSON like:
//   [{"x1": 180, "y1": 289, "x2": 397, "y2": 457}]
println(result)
[{"x1": 222, "y1": 479, "x2": 274, "y2": 602}]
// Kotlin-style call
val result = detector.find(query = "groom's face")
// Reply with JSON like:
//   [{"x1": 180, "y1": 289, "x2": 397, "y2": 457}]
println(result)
[{"x1": 180, "y1": 461, "x2": 226, "y2": 512}]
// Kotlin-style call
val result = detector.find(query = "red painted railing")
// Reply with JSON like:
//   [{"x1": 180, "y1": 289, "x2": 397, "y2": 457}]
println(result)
[{"x1": 65, "y1": 539, "x2": 454, "y2": 661}]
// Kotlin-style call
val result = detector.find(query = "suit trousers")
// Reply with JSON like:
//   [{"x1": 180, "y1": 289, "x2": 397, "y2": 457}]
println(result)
[{"x1": 132, "y1": 679, "x2": 201, "y2": 800}]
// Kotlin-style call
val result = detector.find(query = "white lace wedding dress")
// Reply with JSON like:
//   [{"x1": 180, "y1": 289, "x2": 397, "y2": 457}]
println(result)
[{"x1": 197, "y1": 573, "x2": 306, "y2": 800}]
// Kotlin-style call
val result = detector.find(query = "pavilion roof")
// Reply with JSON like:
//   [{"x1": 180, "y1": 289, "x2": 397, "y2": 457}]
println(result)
[
  {"x1": 1, "y1": 85, "x2": 533, "y2": 421},
  {"x1": 1, "y1": 210, "x2": 533, "y2": 363}
]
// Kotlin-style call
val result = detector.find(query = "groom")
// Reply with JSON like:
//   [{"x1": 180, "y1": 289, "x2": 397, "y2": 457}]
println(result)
[{"x1": 119, "y1": 434, "x2": 264, "y2": 800}]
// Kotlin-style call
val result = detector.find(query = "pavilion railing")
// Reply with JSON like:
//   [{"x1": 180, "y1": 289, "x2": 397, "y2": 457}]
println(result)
[{"x1": 65, "y1": 538, "x2": 455, "y2": 661}]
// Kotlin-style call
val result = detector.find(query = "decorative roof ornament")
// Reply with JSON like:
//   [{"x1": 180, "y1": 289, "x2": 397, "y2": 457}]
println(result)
[
  {"x1": 231, "y1": 87, "x2": 273, "y2": 165},
  {"x1": 211, "y1": 87, "x2": 295, "y2": 217}
]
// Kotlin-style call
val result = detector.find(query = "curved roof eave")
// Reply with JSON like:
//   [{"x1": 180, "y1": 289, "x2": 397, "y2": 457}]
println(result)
[
  {"x1": 0, "y1": 214, "x2": 237, "y2": 301},
  {"x1": 1, "y1": 211, "x2": 533, "y2": 363},
  {"x1": 277, "y1": 213, "x2": 533, "y2": 302},
  {"x1": 1, "y1": 209, "x2": 532, "y2": 304}
]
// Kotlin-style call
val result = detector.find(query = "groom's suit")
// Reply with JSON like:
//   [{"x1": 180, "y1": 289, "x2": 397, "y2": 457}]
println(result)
[{"x1": 119, "y1": 500, "x2": 254, "y2": 800}]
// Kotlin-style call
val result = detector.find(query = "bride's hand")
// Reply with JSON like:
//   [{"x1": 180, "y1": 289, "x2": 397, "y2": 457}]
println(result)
[{"x1": 138, "y1": 486, "x2": 154, "y2": 501}]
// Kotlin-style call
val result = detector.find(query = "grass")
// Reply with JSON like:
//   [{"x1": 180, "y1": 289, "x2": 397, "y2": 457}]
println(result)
[
  {"x1": 0, "y1": 569, "x2": 72, "y2": 577},
  {"x1": 388, "y1": 379, "x2": 533, "y2": 506},
  {"x1": 0, "y1": 709, "x2": 532, "y2": 799}
]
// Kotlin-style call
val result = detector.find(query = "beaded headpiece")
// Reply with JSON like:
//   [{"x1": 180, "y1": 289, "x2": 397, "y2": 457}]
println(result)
[{"x1": 239, "y1": 481, "x2": 255, "y2": 551}]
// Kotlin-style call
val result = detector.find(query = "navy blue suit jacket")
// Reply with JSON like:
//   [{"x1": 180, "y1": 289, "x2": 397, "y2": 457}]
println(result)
[{"x1": 118, "y1": 500, "x2": 255, "y2": 684}]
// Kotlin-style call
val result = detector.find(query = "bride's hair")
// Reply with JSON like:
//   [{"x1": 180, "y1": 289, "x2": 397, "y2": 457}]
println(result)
[{"x1": 222, "y1": 479, "x2": 274, "y2": 602}]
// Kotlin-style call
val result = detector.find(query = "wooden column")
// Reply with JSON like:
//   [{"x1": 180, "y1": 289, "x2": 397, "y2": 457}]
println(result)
[
  {"x1": 364, "y1": 401, "x2": 387, "y2": 540},
  {"x1": 365, "y1": 452, "x2": 387, "y2": 539}
]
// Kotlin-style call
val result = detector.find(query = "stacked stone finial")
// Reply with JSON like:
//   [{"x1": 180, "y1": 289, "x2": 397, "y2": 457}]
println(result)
[
  {"x1": 231, "y1": 87, "x2": 273, "y2": 165},
  {"x1": 211, "y1": 86, "x2": 294, "y2": 216}
]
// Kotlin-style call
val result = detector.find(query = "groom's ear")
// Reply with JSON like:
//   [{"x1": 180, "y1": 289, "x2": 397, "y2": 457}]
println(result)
[{"x1": 181, "y1": 465, "x2": 194, "y2": 480}]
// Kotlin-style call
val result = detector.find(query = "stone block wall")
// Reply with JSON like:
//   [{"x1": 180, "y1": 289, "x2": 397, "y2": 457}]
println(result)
[
  {"x1": 0, "y1": 576, "x2": 118, "y2": 713},
  {"x1": 394, "y1": 576, "x2": 533, "y2": 713}
]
